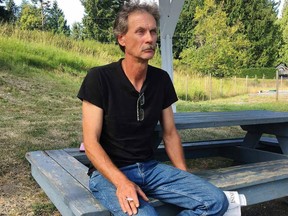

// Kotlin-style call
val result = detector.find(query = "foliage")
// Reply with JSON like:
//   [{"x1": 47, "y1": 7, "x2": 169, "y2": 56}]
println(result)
[
  {"x1": 219, "y1": 0, "x2": 281, "y2": 67},
  {"x1": 80, "y1": 0, "x2": 124, "y2": 42},
  {"x1": 180, "y1": 0, "x2": 250, "y2": 77},
  {"x1": 239, "y1": 67, "x2": 277, "y2": 79},
  {"x1": 278, "y1": 0, "x2": 288, "y2": 63},
  {"x1": 45, "y1": 1, "x2": 70, "y2": 36},
  {"x1": 31, "y1": 0, "x2": 51, "y2": 30},
  {"x1": 173, "y1": 0, "x2": 203, "y2": 58},
  {"x1": 18, "y1": 0, "x2": 70, "y2": 34},
  {"x1": 18, "y1": 2, "x2": 42, "y2": 30},
  {"x1": 0, "y1": 0, "x2": 17, "y2": 23},
  {"x1": 71, "y1": 22, "x2": 83, "y2": 40}
]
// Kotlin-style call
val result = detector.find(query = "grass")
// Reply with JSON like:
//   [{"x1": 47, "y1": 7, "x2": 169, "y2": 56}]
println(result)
[{"x1": 1, "y1": 26, "x2": 288, "y2": 215}]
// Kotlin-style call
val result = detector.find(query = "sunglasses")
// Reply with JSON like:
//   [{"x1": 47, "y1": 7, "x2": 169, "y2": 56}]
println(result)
[{"x1": 137, "y1": 93, "x2": 145, "y2": 121}]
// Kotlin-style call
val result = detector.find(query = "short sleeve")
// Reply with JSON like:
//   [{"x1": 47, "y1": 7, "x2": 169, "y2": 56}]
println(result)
[
  {"x1": 77, "y1": 68, "x2": 104, "y2": 109},
  {"x1": 162, "y1": 72, "x2": 178, "y2": 109}
]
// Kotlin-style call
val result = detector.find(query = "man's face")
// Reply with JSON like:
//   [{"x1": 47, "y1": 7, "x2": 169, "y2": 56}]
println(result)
[{"x1": 118, "y1": 11, "x2": 158, "y2": 62}]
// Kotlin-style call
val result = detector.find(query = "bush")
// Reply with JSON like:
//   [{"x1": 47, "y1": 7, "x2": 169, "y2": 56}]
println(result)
[{"x1": 239, "y1": 68, "x2": 276, "y2": 79}]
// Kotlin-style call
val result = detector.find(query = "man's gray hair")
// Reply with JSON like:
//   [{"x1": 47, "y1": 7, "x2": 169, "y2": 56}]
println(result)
[{"x1": 113, "y1": 0, "x2": 160, "y2": 52}]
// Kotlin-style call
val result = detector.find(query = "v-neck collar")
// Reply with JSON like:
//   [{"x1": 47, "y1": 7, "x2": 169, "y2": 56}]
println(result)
[{"x1": 118, "y1": 59, "x2": 150, "y2": 95}]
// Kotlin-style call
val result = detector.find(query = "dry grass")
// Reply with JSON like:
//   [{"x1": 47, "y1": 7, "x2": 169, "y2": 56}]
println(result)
[{"x1": 0, "y1": 68, "x2": 83, "y2": 215}]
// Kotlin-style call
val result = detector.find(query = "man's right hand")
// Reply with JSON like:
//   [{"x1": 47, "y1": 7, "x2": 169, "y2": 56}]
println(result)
[{"x1": 116, "y1": 179, "x2": 149, "y2": 215}]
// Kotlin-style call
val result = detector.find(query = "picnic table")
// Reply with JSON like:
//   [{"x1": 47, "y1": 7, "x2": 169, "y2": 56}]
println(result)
[{"x1": 26, "y1": 110, "x2": 288, "y2": 216}]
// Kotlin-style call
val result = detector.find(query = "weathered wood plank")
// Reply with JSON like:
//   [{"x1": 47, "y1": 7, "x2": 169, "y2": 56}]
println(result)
[
  {"x1": 195, "y1": 159, "x2": 288, "y2": 205},
  {"x1": 25, "y1": 151, "x2": 109, "y2": 216},
  {"x1": 220, "y1": 146, "x2": 288, "y2": 163},
  {"x1": 154, "y1": 111, "x2": 288, "y2": 130},
  {"x1": 46, "y1": 149, "x2": 90, "y2": 188},
  {"x1": 196, "y1": 159, "x2": 288, "y2": 189}
]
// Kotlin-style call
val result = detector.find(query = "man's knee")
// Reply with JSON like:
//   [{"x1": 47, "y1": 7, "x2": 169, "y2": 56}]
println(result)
[
  {"x1": 136, "y1": 201, "x2": 158, "y2": 216},
  {"x1": 209, "y1": 190, "x2": 229, "y2": 216}
]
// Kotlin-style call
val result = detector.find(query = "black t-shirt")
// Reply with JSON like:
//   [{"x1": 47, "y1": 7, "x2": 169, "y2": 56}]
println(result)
[{"x1": 77, "y1": 59, "x2": 178, "y2": 171}]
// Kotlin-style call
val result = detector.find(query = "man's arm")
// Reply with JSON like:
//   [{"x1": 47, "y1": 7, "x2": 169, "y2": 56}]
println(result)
[
  {"x1": 160, "y1": 106, "x2": 187, "y2": 171},
  {"x1": 82, "y1": 100, "x2": 148, "y2": 215}
]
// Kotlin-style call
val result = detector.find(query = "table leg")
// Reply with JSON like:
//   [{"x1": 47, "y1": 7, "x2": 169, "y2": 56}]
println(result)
[
  {"x1": 242, "y1": 130, "x2": 262, "y2": 148},
  {"x1": 241, "y1": 123, "x2": 288, "y2": 155},
  {"x1": 277, "y1": 136, "x2": 288, "y2": 154}
]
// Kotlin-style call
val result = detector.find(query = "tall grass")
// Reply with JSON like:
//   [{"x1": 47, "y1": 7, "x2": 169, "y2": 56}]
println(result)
[
  {"x1": 174, "y1": 73, "x2": 288, "y2": 101},
  {"x1": 0, "y1": 24, "x2": 161, "y2": 73}
]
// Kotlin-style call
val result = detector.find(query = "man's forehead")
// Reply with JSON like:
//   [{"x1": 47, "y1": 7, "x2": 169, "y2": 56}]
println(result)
[{"x1": 127, "y1": 11, "x2": 157, "y2": 28}]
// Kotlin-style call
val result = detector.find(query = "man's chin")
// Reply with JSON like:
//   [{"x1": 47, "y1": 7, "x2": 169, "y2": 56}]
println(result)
[{"x1": 142, "y1": 52, "x2": 155, "y2": 60}]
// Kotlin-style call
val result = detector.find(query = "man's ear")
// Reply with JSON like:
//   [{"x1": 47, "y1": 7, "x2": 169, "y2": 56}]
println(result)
[{"x1": 118, "y1": 35, "x2": 125, "y2": 46}]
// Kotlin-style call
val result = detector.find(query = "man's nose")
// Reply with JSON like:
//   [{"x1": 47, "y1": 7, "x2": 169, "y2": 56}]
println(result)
[{"x1": 145, "y1": 32, "x2": 154, "y2": 43}]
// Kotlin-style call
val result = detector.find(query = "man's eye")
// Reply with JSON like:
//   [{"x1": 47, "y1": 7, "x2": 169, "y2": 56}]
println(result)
[
  {"x1": 151, "y1": 30, "x2": 157, "y2": 35},
  {"x1": 137, "y1": 30, "x2": 145, "y2": 34}
]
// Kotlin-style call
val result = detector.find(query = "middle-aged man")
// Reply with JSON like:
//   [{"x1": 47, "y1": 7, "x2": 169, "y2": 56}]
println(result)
[{"x1": 77, "y1": 1, "x2": 229, "y2": 216}]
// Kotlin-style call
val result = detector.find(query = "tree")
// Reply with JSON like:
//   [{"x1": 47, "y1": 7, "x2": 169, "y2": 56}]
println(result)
[
  {"x1": 4, "y1": 0, "x2": 18, "y2": 23},
  {"x1": 80, "y1": 0, "x2": 125, "y2": 42},
  {"x1": 278, "y1": 0, "x2": 288, "y2": 63},
  {"x1": 71, "y1": 22, "x2": 83, "y2": 40},
  {"x1": 19, "y1": 2, "x2": 42, "y2": 30},
  {"x1": 180, "y1": 0, "x2": 250, "y2": 77},
  {"x1": 219, "y1": 0, "x2": 281, "y2": 67},
  {"x1": 173, "y1": 0, "x2": 203, "y2": 59},
  {"x1": 0, "y1": 0, "x2": 10, "y2": 22},
  {"x1": 31, "y1": 0, "x2": 51, "y2": 30},
  {"x1": 46, "y1": 1, "x2": 70, "y2": 35}
]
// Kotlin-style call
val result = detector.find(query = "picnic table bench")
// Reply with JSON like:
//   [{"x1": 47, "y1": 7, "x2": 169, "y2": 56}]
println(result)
[{"x1": 26, "y1": 110, "x2": 288, "y2": 216}]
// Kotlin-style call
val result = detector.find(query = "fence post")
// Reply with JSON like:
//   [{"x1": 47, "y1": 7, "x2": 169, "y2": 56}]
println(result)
[
  {"x1": 209, "y1": 73, "x2": 212, "y2": 101},
  {"x1": 276, "y1": 70, "x2": 279, "y2": 101},
  {"x1": 220, "y1": 78, "x2": 223, "y2": 97},
  {"x1": 234, "y1": 76, "x2": 237, "y2": 95},
  {"x1": 246, "y1": 75, "x2": 248, "y2": 93},
  {"x1": 185, "y1": 74, "x2": 188, "y2": 101}
]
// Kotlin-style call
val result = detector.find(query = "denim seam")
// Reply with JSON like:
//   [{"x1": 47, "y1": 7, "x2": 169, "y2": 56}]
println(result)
[{"x1": 155, "y1": 186, "x2": 209, "y2": 216}]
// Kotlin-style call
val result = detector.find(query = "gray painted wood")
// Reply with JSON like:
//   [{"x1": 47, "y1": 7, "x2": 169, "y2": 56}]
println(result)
[
  {"x1": 154, "y1": 110, "x2": 288, "y2": 130},
  {"x1": 195, "y1": 159, "x2": 288, "y2": 205},
  {"x1": 25, "y1": 151, "x2": 109, "y2": 216}
]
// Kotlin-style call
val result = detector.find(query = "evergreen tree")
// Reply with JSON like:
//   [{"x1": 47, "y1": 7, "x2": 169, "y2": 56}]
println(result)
[
  {"x1": 278, "y1": 0, "x2": 288, "y2": 63},
  {"x1": 5, "y1": 0, "x2": 18, "y2": 23},
  {"x1": 80, "y1": 0, "x2": 125, "y2": 42},
  {"x1": 0, "y1": 0, "x2": 10, "y2": 22},
  {"x1": 173, "y1": 0, "x2": 203, "y2": 59},
  {"x1": 31, "y1": 0, "x2": 51, "y2": 30},
  {"x1": 71, "y1": 22, "x2": 83, "y2": 40},
  {"x1": 46, "y1": 1, "x2": 70, "y2": 35},
  {"x1": 180, "y1": 0, "x2": 250, "y2": 77},
  {"x1": 219, "y1": 0, "x2": 281, "y2": 67}
]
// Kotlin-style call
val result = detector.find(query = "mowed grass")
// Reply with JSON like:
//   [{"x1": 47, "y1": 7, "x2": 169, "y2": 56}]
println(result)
[{"x1": 1, "y1": 28, "x2": 288, "y2": 215}]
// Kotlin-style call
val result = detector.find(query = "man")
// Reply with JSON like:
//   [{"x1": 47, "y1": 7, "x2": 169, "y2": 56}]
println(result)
[{"x1": 78, "y1": 1, "x2": 228, "y2": 216}]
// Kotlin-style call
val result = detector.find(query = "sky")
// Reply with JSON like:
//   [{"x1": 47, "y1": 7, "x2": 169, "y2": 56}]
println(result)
[
  {"x1": 14, "y1": 0, "x2": 85, "y2": 26},
  {"x1": 12, "y1": 0, "x2": 285, "y2": 25}
]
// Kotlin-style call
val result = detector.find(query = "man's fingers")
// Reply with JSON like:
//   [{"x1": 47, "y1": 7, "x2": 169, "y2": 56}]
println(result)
[
  {"x1": 136, "y1": 186, "x2": 149, "y2": 202},
  {"x1": 126, "y1": 197, "x2": 138, "y2": 215},
  {"x1": 119, "y1": 197, "x2": 128, "y2": 214}
]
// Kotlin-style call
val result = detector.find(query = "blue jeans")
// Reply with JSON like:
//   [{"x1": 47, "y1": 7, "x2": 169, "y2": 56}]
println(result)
[{"x1": 89, "y1": 160, "x2": 228, "y2": 216}]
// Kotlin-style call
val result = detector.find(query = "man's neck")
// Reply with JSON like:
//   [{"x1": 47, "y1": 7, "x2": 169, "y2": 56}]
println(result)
[{"x1": 122, "y1": 58, "x2": 148, "y2": 92}]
